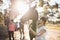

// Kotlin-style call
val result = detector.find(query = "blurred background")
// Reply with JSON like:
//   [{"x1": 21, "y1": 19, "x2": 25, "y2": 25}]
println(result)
[{"x1": 0, "y1": 0, "x2": 60, "y2": 40}]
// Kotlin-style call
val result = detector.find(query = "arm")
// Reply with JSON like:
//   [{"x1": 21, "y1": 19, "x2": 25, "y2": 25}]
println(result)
[
  {"x1": 29, "y1": 27, "x2": 36, "y2": 36},
  {"x1": 29, "y1": 20, "x2": 41, "y2": 36},
  {"x1": 37, "y1": 29, "x2": 46, "y2": 37}
]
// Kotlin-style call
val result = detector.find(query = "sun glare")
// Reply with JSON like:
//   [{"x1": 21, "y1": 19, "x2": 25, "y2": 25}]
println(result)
[
  {"x1": 15, "y1": 1, "x2": 29, "y2": 13},
  {"x1": 14, "y1": 1, "x2": 29, "y2": 22}
]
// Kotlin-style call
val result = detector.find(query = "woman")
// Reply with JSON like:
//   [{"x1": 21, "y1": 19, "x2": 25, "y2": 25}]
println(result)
[
  {"x1": 8, "y1": 20, "x2": 15, "y2": 40},
  {"x1": 36, "y1": 17, "x2": 47, "y2": 40}
]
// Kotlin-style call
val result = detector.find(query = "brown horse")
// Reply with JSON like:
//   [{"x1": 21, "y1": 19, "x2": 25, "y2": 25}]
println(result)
[{"x1": 20, "y1": 6, "x2": 38, "y2": 40}]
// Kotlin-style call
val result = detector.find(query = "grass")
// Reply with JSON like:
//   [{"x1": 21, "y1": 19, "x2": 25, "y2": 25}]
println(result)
[
  {"x1": 46, "y1": 25, "x2": 60, "y2": 30},
  {"x1": 46, "y1": 22, "x2": 60, "y2": 30}
]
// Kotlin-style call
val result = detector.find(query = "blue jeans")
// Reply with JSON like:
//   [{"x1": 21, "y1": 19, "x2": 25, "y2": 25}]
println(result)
[{"x1": 9, "y1": 31, "x2": 14, "y2": 40}]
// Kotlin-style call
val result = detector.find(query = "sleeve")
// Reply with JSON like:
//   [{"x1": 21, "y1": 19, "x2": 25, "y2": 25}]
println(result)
[{"x1": 40, "y1": 26, "x2": 46, "y2": 31}]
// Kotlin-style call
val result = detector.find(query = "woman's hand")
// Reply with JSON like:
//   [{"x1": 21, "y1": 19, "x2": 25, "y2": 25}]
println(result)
[{"x1": 36, "y1": 33, "x2": 40, "y2": 37}]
